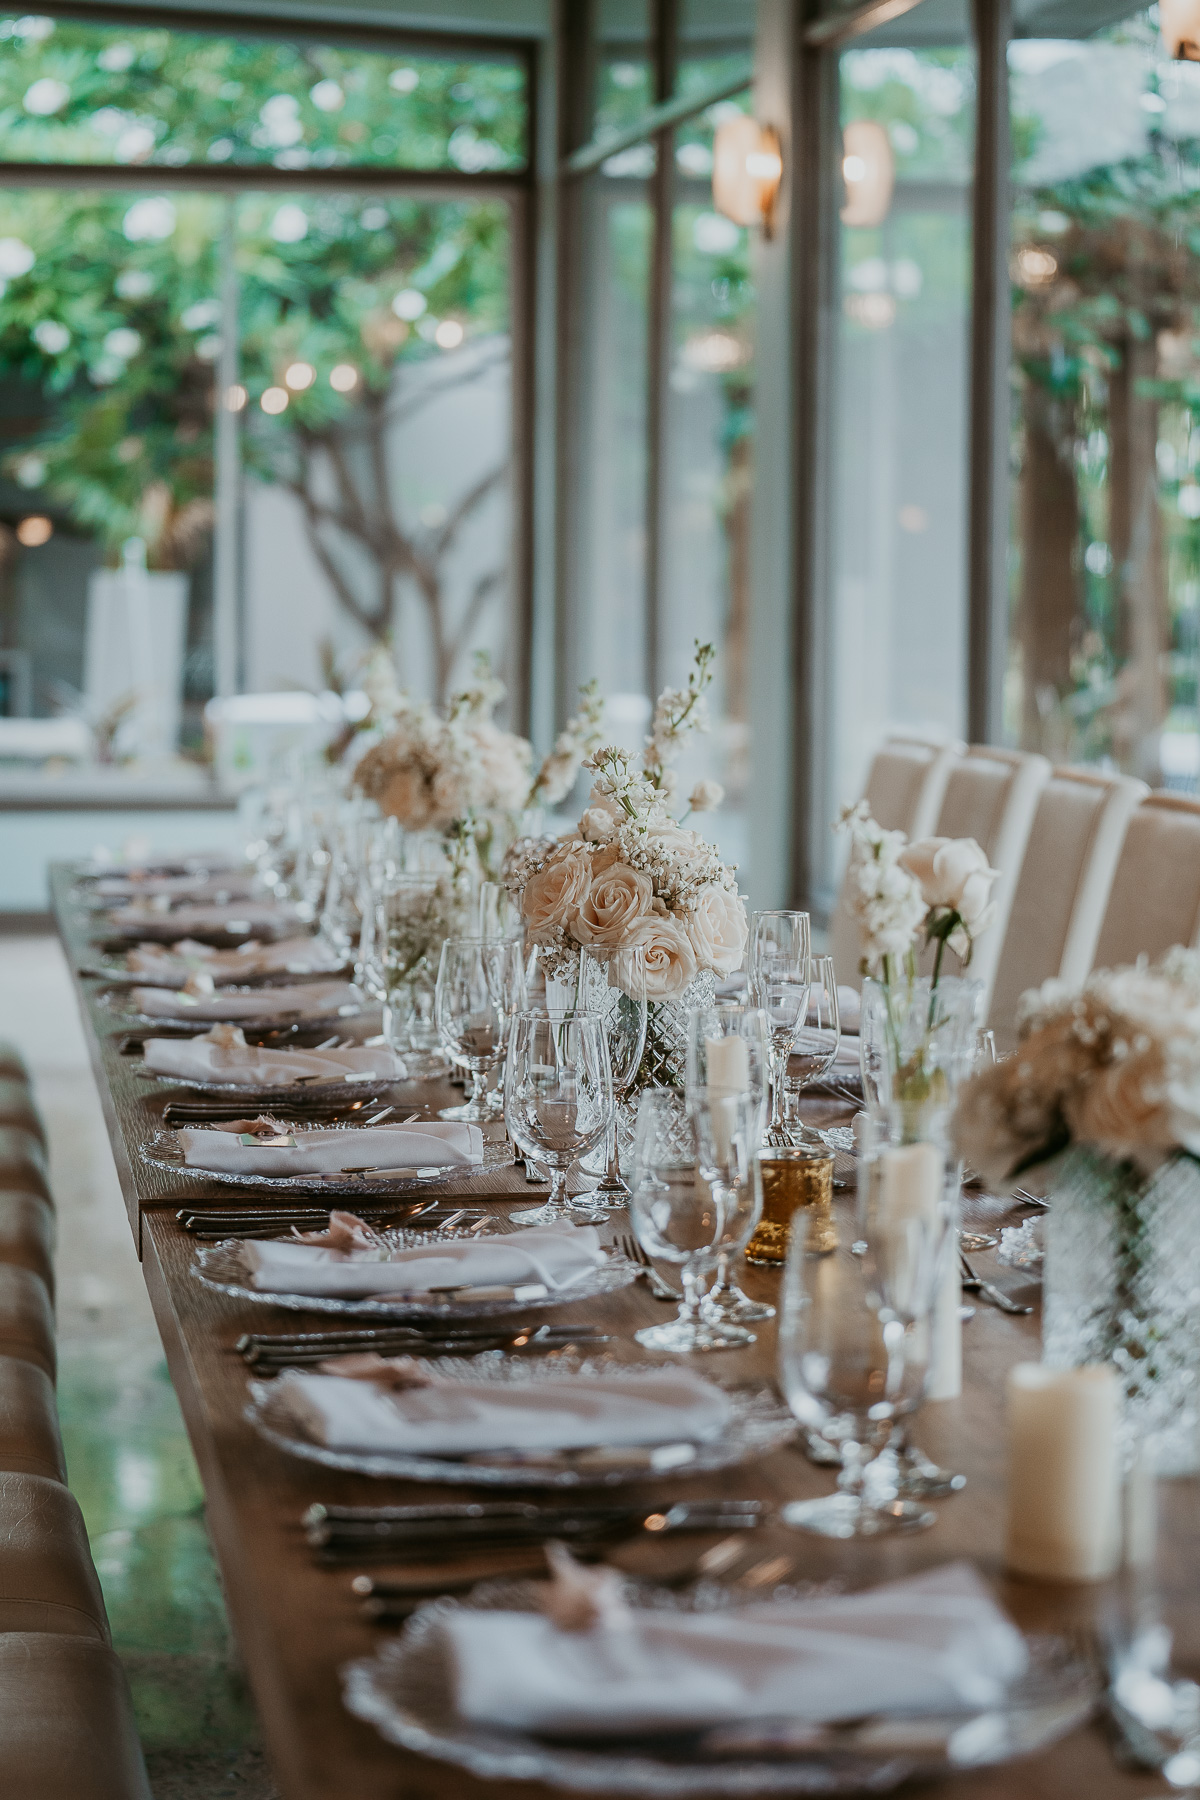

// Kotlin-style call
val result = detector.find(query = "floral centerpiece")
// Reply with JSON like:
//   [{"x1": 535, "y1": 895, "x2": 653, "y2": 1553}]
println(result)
[
  {"x1": 955, "y1": 950, "x2": 1200, "y2": 1471},
  {"x1": 351, "y1": 650, "x2": 605, "y2": 878},
  {"x1": 504, "y1": 643, "x2": 747, "y2": 1087},
  {"x1": 838, "y1": 803, "x2": 999, "y2": 1134}
]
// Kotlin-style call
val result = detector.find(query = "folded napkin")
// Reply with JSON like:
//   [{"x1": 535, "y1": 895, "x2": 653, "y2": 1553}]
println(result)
[
  {"x1": 127, "y1": 936, "x2": 343, "y2": 987},
  {"x1": 270, "y1": 1362, "x2": 732, "y2": 1457},
  {"x1": 242, "y1": 1221, "x2": 606, "y2": 1299},
  {"x1": 132, "y1": 979, "x2": 360, "y2": 1022},
  {"x1": 144, "y1": 1025, "x2": 404, "y2": 1088},
  {"x1": 95, "y1": 872, "x2": 258, "y2": 901},
  {"x1": 437, "y1": 1563, "x2": 1027, "y2": 1739},
  {"x1": 108, "y1": 900, "x2": 298, "y2": 939},
  {"x1": 179, "y1": 1118, "x2": 482, "y2": 1175}
]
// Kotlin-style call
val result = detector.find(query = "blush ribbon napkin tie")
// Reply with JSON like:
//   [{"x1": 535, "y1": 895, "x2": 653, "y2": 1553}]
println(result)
[
  {"x1": 437, "y1": 1563, "x2": 1028, "y2": 1737},
  {"x1": 144, "y1": 1026, "x2": 404, "y2": 1087},
  {"x1": 269, "y1": 1361, "x2": 733, "y2": 1456},
  {"x1": 127, "y1": 936, "x2": 344, "y2": 987},
  {"x1": 132, "y1": 979, "x2": 361, "y2": 1021},
  {"x1": 241, "y1": 1221, "x2": 606, "y2": 1299},
  {"x1": 178, "y1": 1118, "x2": 482, "y2": 1175}
]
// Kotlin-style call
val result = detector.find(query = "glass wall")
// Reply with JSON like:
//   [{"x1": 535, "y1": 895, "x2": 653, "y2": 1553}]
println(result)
[
  {"x1": 1006, "y1": 9, "x2": 1200, "y2": 790},
  {"x1": 821, "y1": 21, "x2": 976, "y2": 892}
]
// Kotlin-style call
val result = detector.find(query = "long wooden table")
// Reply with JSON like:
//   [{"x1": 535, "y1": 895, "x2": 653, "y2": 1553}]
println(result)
[{"x1": 52, "y1": 864, "x2": 1184, "y2": 1800}]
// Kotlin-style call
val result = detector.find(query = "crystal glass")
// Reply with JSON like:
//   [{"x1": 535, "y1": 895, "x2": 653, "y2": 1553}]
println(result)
[
  {"x1": 627, "y1": 1089, "x2": 736, "y2": 1353},
  {"x1": 784, "y1": 955, "x2": 841, "y2": 1144},
  {"x1": 858, "y1": 975, "x2": 983, "y2": 1134},
  {"x1": 478, "y1": 881, "x2": 523, "y2": 942},
  {"x1": 435, "y1": 937, "x2": 509, "y2": 1122},
  {"x1": 691, "y1": 1087, "x2": 765, "y2": 1346},
  {"x1": 777, "y1": 1218, "x2": 938, "y2": 1539},
  {"x1": 377, "y1": 875, "x2": 470, "y2": 1079},
  {"x1": 577, "y1": 947, "x2": 648, "y2": 1203},
  {"x1": 504, "y1": 1011, "x2": 614, "y2": 1226},
  {"x1": 685, "y1": 1003, "x2": 772, "y2": 1330},
  {"x1": 479, "y1": 934, "x2": 528, "y2": 1120},
  {"x1": 748, "y1": 912, "x2": 811, "y2": 1148}
]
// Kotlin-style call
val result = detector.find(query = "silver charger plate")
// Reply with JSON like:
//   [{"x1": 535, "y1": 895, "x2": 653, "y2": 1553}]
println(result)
[
  {"x1": 143, "y1": 1126, "x2": 513, "y2": 1196},
  {"x1": 99, "y1": 984, "x2": 368, "y2": 1033},
  {"x1": 135, "y1": 1067, "x2": 386, "y2": 1102},
  {"x1": 342, "y1": 1579, "x2": 1096, "y2": 1794},
  {"x1": 246, "y1": 1354, "x2": 797, "y2": 1487}
]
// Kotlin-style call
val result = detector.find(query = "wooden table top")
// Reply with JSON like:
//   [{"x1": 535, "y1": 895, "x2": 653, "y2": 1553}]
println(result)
[{"x1": 51, "y1": 863, "x2": 1186, "y2": 1800}]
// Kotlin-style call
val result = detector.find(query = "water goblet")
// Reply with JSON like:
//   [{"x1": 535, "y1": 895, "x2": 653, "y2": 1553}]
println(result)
[
  {"x1": 435, "y1": 937, "x2": 506, "y2": 1122},
  {"x1": 749, "y1": 912, "x2": 811, "y2": 1148},
  {"x1": 479, "y1": 934, "x2": 528, "y2": 1119},
  {"x1": 578, "y1": 947, "x2": 648, "y2": 1204},
  {"x1": 504, "y1": 1011, "x2": 614, "y2": 1226},
  {"x1": 777, "y1": 1220, "x2": 938, "y2": 1539},
  {"x1": 627, "y1": 1089, "x2": 738, "y2": 1353},
  {"x1": 783, "y1": 954, "x2": 842, "y2": 1144}
]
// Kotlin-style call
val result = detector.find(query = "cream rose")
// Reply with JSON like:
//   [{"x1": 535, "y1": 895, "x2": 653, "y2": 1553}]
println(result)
[
  {"x1": 1065, "y1": 1040, "x2": 1172, "y2": 1160},
  {"x1": 900, "y1": 836, "x2": 999, "y2": 930},
  {"x1": 380, "y1": 766, "x2": 433, "y2": 830},
  {"x1": 684, "y1": 883, "x2": 748, "y2": 976},
  {"x1": 579, "y1": 807, "x2": 616, "y2": 844},
  {"x1": 623, "y1": 913, "x2": 698, "y2": 1000},
  {"x1": 571, "y1": 851, "x2": 653, "y2": 951},
  {"x1": 521, "y1": 848, "x2": 593, "y2": 939}
]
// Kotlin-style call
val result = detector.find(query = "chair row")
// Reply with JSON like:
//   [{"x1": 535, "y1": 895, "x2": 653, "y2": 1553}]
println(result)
[
  {"x1": 0, "y1": 1041, "x2": 151, "y2": 1800},
  {"x1": 830, "y1": 738, "x2": 1200, "y2": 1044}
]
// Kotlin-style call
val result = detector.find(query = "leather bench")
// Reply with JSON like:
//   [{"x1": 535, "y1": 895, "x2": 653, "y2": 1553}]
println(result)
[
  {"x1": 0, "y1": 1042, "x2": 28, "y2": 1084},
  {"x1": 0, "y1": 1190, "x2": 55, "y2": 1296},
  {"x1": 0, "y1": 1127, "x2": 50, "y2": 1205},
  {"x1": 0, "y1": 1358, "x2": 66, "y2": 1482},
  {"x1": 0, "y1": 1265, "x2": 56, "y2": 1381},
  {"x1": 0, "y1": 1632, "x2": 151, "y2": 1798},
  {"x1": 0, "y1": 1471, "x2": 109, "y2": 1640},
  {"x1": 0, "y1": 1080, "x2": 45, "y2": 1146}
]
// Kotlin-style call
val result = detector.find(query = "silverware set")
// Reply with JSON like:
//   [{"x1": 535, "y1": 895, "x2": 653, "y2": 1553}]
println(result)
[
  {"x1": 959, "y1": 1249, "x2": 1034, "y2": 1316},
  {"x1": 177, "y1": 1201, "x2": 486, "y2": 1239},
  {"x1": 238, "y1": 1319, "x2": 611, "y2": 1370},
  {"x1": 162, "y1": 1096, "x2": 394, "y2": 1126},
  {"x1": 615, "y1": 1232, "x2": 680, "y2": 1302}
]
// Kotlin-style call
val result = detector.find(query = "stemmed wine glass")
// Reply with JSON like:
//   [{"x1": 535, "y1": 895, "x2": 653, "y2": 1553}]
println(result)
[
  {"x1": 777, "y1": 1219, "x2": 938, "y2": 1539},
  {"x1": 435, "y1": 937, "x2": 508, "y2": 1122},
  {"x1": 784, "y1": 955, "x2": 842, "y2": 1145},
  {"x1": 627, "y1": 1089, "x2": 736, "y2": 1353},
  {"x1": 578, "y1": 947, "x2": 648, "y2": 1204},
  {"x1": 504, "y1": 1011, "x2": 614, "y2": 1226},
  {"x1": 686, "y1": 1003, "x2": 773, "y2": 1332},
  {"x1": 748, "y1": 911, "x2": 810, "y2": 1148}
]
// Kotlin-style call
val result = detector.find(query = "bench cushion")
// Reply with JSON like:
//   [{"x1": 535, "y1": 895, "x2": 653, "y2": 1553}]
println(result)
[
  {"x1": 0, "y1": 1041, "x2": 29, "y2": 1083},
  {"x1": 0, "y1": 1356, "x2": 66, "y2": 1482},
  {"x1": 0, "y1": 1632, "x2": 151, "y2": 1799},
  {"x1": 0, "y1": 1189, "x2": 55, "y2": 1295},
  {"x1": 0, "y1": 1471, "x2": 109, "y2": 1640},
  {"x1": 0, "y1": 1126, "x2": 50, "y2": 1203},
  {"x1": 0, "y1": 1079, "x2": 44, "y2": 1145},
  {"x1": 0, "y1": 1264, "x2": 55, "y2": 1380}
]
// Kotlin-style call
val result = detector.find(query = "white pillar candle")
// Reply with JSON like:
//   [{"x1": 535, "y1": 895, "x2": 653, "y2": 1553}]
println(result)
[
  {"x1": 881, "y1": 1142, "x2": 940, "y2": 1221},
  {"x1": 879, "y1": 1143, "x2": 960, "y2": 1400},
  {"x1": 705, "y1": 1033, "x2": 750, "y2": 1093},
  {"x1": 1005, "y1": 1363, "x2": 1121, "y2": 1582}
]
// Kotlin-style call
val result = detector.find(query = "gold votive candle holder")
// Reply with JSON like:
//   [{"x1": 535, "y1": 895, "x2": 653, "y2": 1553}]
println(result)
[{"x1": 745, "y1": 1146, "x2": 836, "y2": 1264}]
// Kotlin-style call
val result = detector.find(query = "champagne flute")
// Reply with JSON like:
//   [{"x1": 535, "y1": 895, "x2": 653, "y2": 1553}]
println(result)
[
  {"x1": 627, "y1": 1089, "x2": 735, "y2": 1353},
  {"x1": 435, "y1": 937, "x2": 506, "y2": 1122},
  {"x1": 504, "y1": 1011, "x2": 614, "y2": 1225},
  {"x1": 748, "y1": 911, "x2": 810, "y2": 1148},
  {"x1": 777, "y1": 1221, "x2": 937, "y2": 1538},
  {"x1": 686, "y1": 1002, "x2": 773, "y2": 1329},
  {"x1": 479, "y1": 935, "x2": 528, "y2": 1119},
  {"x1": 784, "y1": 955, "x2": 842, "y2": 1145},
  {"x1": 578, "y1": 946, "x2": 648, "y2": 1203},
  {"x1": 690, "y1": 1086, "x2": 764, "y2": 1346}
]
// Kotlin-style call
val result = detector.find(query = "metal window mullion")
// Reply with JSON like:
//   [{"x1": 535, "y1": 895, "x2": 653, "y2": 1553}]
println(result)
[
  {"x1": 966, "y1": 0, "x2": 1012, "y2": 744},
  {"x1": 643, "y1": 0, "x2": 679, "y2": 708}
]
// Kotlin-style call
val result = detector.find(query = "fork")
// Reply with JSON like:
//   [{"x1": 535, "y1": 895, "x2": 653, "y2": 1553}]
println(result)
[
  {"x1": 959, "y1": 1250, "x2": 1034, "y2": 1315},
  {"x1": 616, "y1": 1233, "x2": 680, "y2": 1302}
]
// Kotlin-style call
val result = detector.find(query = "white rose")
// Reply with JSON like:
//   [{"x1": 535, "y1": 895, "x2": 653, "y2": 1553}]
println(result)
[
  {"x1": 685, "y1": 883, "x2": 748, "y2": 976},
  {"x1": 572, "y1": 850, "x2": 654, "y2": 951},
  {"x1": 688, "y1": 779, "x2": 725, "y2": 813},
  {"x1": 623, "y1": 914, "x2": 698, "y2": 1000},
  {"x1": 522, "y1": 848, "x2": 593, "y2": 939},
  {"x1": 901, "y1": 836, "x2": 1000, "y2": 929},
  {"x1": 579, "y1": 807, "x2": 616, "y2": 843}
]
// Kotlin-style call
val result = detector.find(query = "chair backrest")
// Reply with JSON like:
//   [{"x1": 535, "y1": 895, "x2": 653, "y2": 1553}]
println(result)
[
  {"x1": 829, "y1": 736, "x2": 964, "y2": 986},
  {"x1": 987, "y1": 766, "x2": 1147, "y2": 1044},
  {"x1": 922, "y1": 746, "x2": 1051, "y2": 1004},
  {"x1": 1091, "y1": 791, "x2": 1200, "y2": 970}
]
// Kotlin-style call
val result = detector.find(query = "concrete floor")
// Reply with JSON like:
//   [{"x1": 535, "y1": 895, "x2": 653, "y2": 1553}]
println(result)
[{"x1": 0, "y1": 933, "x2": 278, "y2": 1800}]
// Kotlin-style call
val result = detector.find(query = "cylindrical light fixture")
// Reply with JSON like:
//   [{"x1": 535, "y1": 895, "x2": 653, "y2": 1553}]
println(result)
[
  {"x1": 712, "y1": 116, "x2": 783, "y2": 235},
  {"x1": 841, "y1": 120, "x2": 894, "y2": 228},
  {"x1": 1161, "y1": 0, "x2": 1200, "y2": 58}
]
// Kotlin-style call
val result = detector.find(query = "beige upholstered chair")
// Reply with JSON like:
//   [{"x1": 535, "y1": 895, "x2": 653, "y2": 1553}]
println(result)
[
  {"x1": 988, "y1": 767, "x2": 1147, "y2": 1047},
  {"x1": 1091, "y1": 792, "x2": 1200, "y2": 970},
  {"x1": 830, "y1": 736, "x2": 964, "y2": 986},
  {"x1": 921, "y1": 746, "x2": 1052, "y2": 1006}
]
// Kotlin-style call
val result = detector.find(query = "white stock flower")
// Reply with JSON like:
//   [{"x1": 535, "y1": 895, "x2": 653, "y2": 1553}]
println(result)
[
  {"x1": 579, "y1": 807, "x2": 616, "y2": 843},
  {"x1": 688, "y1": 778, "x2": 724, "y2": 812}
]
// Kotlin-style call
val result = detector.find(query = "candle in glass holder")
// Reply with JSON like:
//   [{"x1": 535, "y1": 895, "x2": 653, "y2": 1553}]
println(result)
[
  {"x1": 1005, "y1": 1363, "x2": 1121, "y2": 1582},
  {"x1": 705, "y1": 1032, "x2": 749, "y2": 1093},
  {"x1": 746, "y1": 1146, "x2": 835, "y2": 1263}
]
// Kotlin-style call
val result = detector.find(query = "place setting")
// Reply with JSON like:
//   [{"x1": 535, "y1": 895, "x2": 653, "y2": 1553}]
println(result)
[
  {"x1": 102, "y1": 975, "x2": 371, "y2": 1032},
  {"x1": 78, "y1": 932, "x2": 351, "y2": 988},
  {"x1": 131, "y1": 1021, "x2": 404, "y2": 1099}
]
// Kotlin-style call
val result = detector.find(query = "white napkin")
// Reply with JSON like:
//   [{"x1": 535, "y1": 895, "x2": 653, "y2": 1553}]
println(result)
[
  {"x1": 132, "y1": 980, "x2": 361, "y2": 1021},
  {"x1": 179, "y1": 1119, "x2": 482, "y2": 1175},
  {"x1": 242, "y1": 1222, "x2": 606, "y2": 1298},
  {"x1": 127, "y1": 936, "x2": 341, "y2": 987},
  {"x1": 271, "y1": 1362, "x2": 732, "y2": 1456},
  {"x1": 144, "y1": 1026, "x2": 404, "y2": 1087},
  {"x1": 438, "y1": 1564, "x2": 1027, "y2": 1738},
  {"x1": 108, "y1": 900, "x2": 297, "y2": 939}
]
